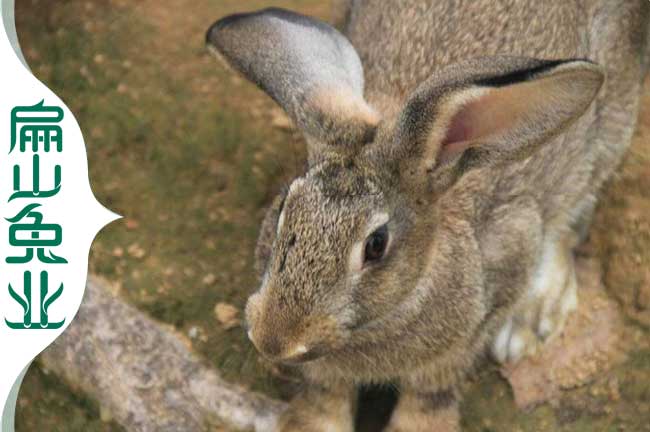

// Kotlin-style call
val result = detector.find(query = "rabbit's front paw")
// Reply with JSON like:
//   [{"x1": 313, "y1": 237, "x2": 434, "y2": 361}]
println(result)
[
  {"x1": 492, "y1": 237, "x2": 578, "y2": 363},
  {"x1": 385, "y1": 389, "x2": 460, "y2": 432},
  {"x1": 275, "y1": 384, "x2": 354, "y2": 432}
]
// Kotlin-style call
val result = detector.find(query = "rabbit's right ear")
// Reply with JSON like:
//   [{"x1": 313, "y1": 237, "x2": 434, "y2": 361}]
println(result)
[
  {"x1": 388, "y1": 57, "x2": 604, "y2": 180},
  {"x1": 206, "y1": 8, "x2": 378, "y2": 160}
]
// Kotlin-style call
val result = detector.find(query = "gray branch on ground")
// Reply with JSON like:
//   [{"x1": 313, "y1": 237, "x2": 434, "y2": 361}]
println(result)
[{"x1": 39, "y1": 276, "x2": 287, "y2": 432}]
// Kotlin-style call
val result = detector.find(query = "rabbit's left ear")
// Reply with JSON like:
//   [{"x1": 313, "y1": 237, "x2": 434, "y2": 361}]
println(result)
[
  {"x1": 390, "y1": 57, "x2": 604, "y2": 175},
  {"x1": 206, "y1": 8, "x2": 378, "y2": 161}
]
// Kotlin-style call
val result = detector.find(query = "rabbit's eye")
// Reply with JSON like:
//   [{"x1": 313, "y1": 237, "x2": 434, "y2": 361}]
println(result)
[{"x1": 364, "y1": 224, "x2": 388, "y2": 263}]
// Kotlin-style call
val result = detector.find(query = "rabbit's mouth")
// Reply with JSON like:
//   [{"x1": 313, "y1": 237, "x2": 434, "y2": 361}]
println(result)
[
  {"x1": 276, "y1": 346, "x2": 326, "y2": 365},
  {"x1": 247, "y1": 322, "x2": 336, "y2": 364}
]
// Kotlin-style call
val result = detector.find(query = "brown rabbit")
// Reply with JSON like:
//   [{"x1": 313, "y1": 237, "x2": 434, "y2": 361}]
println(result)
[{"x1": 206, "y1": 1, "x2": 650, "y2": 430}]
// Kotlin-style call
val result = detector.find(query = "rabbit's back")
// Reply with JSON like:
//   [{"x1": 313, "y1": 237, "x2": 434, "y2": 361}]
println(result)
[
  {"x1": 344, "y1": 0, "x2": 588, "y2": 102},
  {"x1": 344, "y1": 0, "x2": 649, "y2": 223}
]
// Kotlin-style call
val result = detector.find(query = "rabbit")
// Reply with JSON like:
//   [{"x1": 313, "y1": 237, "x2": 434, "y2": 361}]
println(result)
[{"x1": 205, "y1": 1, "x2": 650, "y2": 431}]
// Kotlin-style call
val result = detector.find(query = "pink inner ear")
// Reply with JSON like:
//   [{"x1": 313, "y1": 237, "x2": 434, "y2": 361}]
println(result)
[
  {"x1": 438, "y1": 90, "x2": 517, "y2": 162},
  {"x1": 441, "y1": 105, "x2": 475, "y2": 146},
  {"x1": 439, "y1": 98, "x2": 482, "y2": 160}
]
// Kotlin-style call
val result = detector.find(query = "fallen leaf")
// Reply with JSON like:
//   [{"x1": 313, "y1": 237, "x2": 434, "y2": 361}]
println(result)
[
  {"x1": 125, "y1": 219, "x2": 139, "y2": 230},
  {"x1": 202, "y1": 273, "x2": 216, "y2": 285},
  {"x1": 214, "y1": 302, "x2": 239, "y2": 329},
  {"x1": 127, "y1": 243, "x2": 146, "y2": 259},
  {"x1": 270, "y1": 107, "x2": 292, "y2": 130}
]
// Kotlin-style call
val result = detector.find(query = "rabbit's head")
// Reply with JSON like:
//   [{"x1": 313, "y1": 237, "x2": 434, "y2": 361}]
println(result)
[{"x1": 206, "y1": 8, "x2": 603, "y2": 364}]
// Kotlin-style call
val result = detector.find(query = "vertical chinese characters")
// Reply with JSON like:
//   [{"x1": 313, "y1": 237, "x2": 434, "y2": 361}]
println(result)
[{"x1": 5, "y1": 101, "x2": 66, "y2": 329}]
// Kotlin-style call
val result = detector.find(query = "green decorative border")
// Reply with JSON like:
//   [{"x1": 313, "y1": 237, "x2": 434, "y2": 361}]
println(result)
[
  {"x1": 1, "y1": 0, "x2": 29, "y2": 69},
  {"x1": 1, "y1": 362, "x2": 29, "y2": 432},
  {"x1": 1, "y1": 1, "x2": 33, "y2": 429}
]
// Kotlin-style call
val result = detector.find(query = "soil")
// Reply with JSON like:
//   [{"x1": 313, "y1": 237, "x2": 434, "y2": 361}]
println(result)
[{"x1": 13, "y1": 1, "x2": 650, "y2": 431}]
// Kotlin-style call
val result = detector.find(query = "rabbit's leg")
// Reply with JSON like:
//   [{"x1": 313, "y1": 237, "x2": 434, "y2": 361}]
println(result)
[
  {"x1": 491, "y1": 234, "x2": 578, "y2": 363},
  {"x1": 385, "y1": 388, "x2": 460, "y2": 432},
  {"x1": 275, "y1": 382, "x2": 355, "y2": 432}
]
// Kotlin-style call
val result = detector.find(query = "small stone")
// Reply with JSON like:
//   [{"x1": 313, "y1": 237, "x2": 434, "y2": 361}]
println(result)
[
  {"x1": 90, "y1": 126, "x2": 104, "y2": 139},
  {"x1": 112, "y1": 247, "x2": 124, "y2": 258},
  {"x1": 188, "y1": 326, "x2": 200, "y2": 339},
  {"x1": 202, "y1": 273, "x2": 216, "y2": 285},
  {"x1": 270, "y1": 107, "x2": 292, "y2": 130},
  {"x1": 125, "y1": 219, "x2": 139, "y2": 230},
  {"x1": 127, "y1": 243, "x2": 146, "y2": 259},
  {"x1": 214, "y1": 302, "x2": 239, "y2": 329},
  {"x1": 26, "y1": 48, "x2": 40, "y2": 61},
  {"x1": 94, "y1": 53, "x2": 105, "y2": 64}
]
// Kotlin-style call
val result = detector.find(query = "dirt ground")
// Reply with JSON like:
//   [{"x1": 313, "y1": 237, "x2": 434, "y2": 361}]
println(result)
[{"x1": 13, "y1": 1, "x2": 650, "y2": 431}]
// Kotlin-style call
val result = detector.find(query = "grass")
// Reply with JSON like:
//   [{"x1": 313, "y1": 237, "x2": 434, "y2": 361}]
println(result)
[
  {"x1": 15, "y1": 365, "x2": 123, "y2": 432},
  {"x1": 15, "y1": 1, "x2": 312, "y2": 426}
]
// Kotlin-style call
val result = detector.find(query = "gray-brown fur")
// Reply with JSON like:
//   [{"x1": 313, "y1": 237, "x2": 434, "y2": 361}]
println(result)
[{"x1": 206, "y1": 1, "x2": 649, "y2": 430}]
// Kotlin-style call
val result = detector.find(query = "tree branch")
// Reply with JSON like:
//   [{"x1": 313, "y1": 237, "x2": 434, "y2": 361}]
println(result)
[{"x1": 40, "y1": 276, "x2": 287, "y2": 432}]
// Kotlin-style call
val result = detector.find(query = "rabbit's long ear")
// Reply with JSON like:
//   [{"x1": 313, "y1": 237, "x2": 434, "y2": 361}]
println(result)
[
  {"x1": 391, "y1": 57, "x2": 604, "y2": 177},
  {"x1": 206, "y1": 8, "x2": 378, "y2": 160}
]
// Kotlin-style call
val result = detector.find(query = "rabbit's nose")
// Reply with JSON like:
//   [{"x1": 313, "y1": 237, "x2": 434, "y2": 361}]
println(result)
[
  {"x1": 248, "y1": 329, "x2": 322, "y2": 363},
  {"x1": 247, "y1": 328, "x2": 284, "y2": 358}
]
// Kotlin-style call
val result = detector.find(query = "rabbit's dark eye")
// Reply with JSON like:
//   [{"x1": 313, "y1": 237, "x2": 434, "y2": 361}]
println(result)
[{"x1": 364, "y1": 224, "x2": 388, "y2": 263}]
